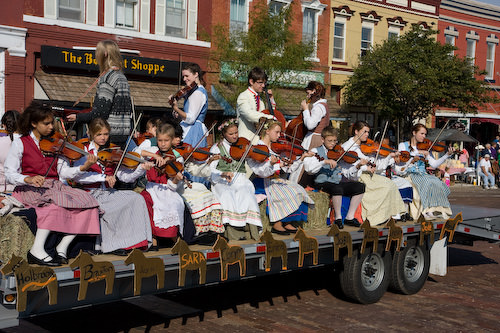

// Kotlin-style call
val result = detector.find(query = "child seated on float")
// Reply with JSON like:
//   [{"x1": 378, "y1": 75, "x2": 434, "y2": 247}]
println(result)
[
  {"x1": 209, "y1": 119, "x2": 262, "y2": 240},
  {"x1": 70, "y1": 118, "x2": 153, "y2": 255},
  {"x1": 139, "y1": 123, "x2": 185, "y2": 249},
  {"x1": 303, "y1": 127, "x2": 365, "y2": 229},
  {"x1": 133, "y1": 117, "x2": 163, "y2": 161}
]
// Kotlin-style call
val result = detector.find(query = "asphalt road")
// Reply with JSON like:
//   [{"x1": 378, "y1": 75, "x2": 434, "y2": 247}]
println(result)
[{"x1": 3, "y1": 184, "x2": 500, "y2": 332}]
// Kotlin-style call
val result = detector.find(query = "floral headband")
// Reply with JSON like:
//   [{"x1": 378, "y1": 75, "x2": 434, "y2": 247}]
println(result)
[{"x1": 218, "y1": 118, "x2": 238, "y2": 131}]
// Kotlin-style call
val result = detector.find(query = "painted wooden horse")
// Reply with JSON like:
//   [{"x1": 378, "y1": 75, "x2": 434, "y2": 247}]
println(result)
[
  {"x1": 385, "y1": 218, "x2": 403, "y2": 252},
  {"x1": 1, "y1": 254, "x2": 58, "y2": 312},
  {"x1": 439, "y1": 212, "x2": 463, "y2": 242},
  {"x1": 212, "y1": 235, "x2": 246, "y2": 281},
  {"x1": 259, "y1": 230, "x2": 287, "y2": 271},
  {"x1": 418, "y1": 214, "x2": 435, "y2": 246},
  {"x1": 360, "y1": 220, "x2": 379, "y2": 254},
  {"x1": 171, "y1": 238, "x2": 207, "y2": 287},
  {"x1": 124, "y1": 249, "x2": 164, "y2": 296},
  {"x1": 293, "y1": 227, "x2": 318, "y2": 267},
  {"x1": 327, "y1": 224, "x2": 352, "y2": 261},
  {"x1": 69, "y1": 251, "x2": 115, "y2": 300}
]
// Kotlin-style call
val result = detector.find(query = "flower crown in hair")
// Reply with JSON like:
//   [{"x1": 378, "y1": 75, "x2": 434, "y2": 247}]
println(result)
[
  {"x1": 218, "y1": 118, "x2": 238, "y2": 131},
  {"x1": 262, "y1": 118, "x2": 279, "y2": 131}
]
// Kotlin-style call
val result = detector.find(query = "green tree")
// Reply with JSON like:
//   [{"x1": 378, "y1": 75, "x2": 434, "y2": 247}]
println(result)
[
  {"x1": 344, "y1": 26, "x2": 496, "y2": 133},
  {"x1": 210, "y1": 2, "x2": 315, "y2": 105}
]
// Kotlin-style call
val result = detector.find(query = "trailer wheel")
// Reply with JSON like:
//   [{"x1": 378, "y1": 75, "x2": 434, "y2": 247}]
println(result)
[
  {"x1": 339, "y1": 244, "x2": 391, "y2": 304},
  {"x1": 389, "y1": 238, "x2": 430, "y2": 295}
]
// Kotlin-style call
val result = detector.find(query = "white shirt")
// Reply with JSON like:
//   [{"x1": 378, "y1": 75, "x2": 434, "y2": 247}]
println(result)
[
  {"x1": 341, "y1": 137, "x2": 393, "y2": 180},
  {"x1": 247, "y1": 140, "x2": 303, "y2": 178},
  {"x1": 479, "y1": 158, "x2": 492, "y2": 173},
  {"x1": 4, "y1": 132, "x2": 85, "y2": 186},
  {"x1": 397, "y1": 142, "x2": 449, "y2": 171}
]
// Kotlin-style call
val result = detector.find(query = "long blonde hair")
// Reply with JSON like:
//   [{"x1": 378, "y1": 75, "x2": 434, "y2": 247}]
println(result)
[{"x1": 95, "y1": 40, "x2": 123, "y2": 73}]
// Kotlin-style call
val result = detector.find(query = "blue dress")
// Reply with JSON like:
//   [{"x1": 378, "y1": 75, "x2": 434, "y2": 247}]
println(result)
[{"x1": 181, "y1": 86, "x2": 208, "y2": 148}]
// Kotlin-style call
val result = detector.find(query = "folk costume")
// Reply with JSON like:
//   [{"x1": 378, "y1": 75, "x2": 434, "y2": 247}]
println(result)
[
  {"x1": 71, "y1": 141, "x2": 152, "y2": 253},
  {"x1": 4, "y1": 132, "x2": 101, "y2": 235},
  {"x1": 140, "y1": 149, "x2": 185, "y2": 238},
  {"x1": 342, "y1": 137, "x2": 406, "y2": 226},
  {"x1": 0, "y1": 133, "x2": 20, "y2": 192},
  {"x1": 397, "y1": 142, "x2": 452, "y2": 220},
  {"x1": 302, "y1": 99, "x2": 330, "y2": 150},
  {"x1": 248, "y1": 140, "x2": 314, "y2": 224},
  {"x1": 236, "y1": 88, "x2": 275, "y2": 143},
  {"x1": 180, "y1": 85, "x2": 208, "y2": 147},
  {"x1": 209, "y1": 139, "x2": 262, "y2": 240}
]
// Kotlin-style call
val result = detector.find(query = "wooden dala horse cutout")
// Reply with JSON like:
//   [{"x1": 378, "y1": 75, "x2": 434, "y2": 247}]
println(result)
[
  {"x1": 212, "y1": 235, "x2": 246, "y2": 281},
  {"x1": 360, "y1": 220, "x2": 379, "y2": 254},
  {"x1": 124, "y1": 249, "x2": 165, "y2": 296},
  {"x1": 327, "y1": 224, "x2": 352, "y2": 262},
  {"x1": 69, "y1": 251, "x2": 115, "y2": 301},
  {"x1": 171, "y1": 238, "x2": 207, "y2": 287},
  {"x1": 293, "y1": 227, "x2": 318, "y2": 267},
  {"x1": 1, "y1": 254, "x2": 58, "y2": 312},
  {"x1": 385, "y1": 218, "x2": 403, "y2": 252},
  {"x1": 418, "y1": 214, "x2": 435, "y2": 246},
  {"x1": 259, "y1": 230, "x2": 287, "y2": 271},
  {"x1": 439, "y1": 212, "x2": 463, "y2": 242}
]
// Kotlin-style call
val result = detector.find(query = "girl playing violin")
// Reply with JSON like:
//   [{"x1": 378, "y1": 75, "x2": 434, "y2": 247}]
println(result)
[
  {"x1": 303, "y1": 127, "x2": 365, "y2": 229},
  {"x1": 169, "y1": 62, "x2": 209, "y2": 147},
  {"x1": 133, "y1": 117, "x2": 163, "y2": 161},
  {"x1": 341, "y1": 121, "x2": 406, "y2": 226},
  {"x1": 209, "y1": 119, "x2": 262, "y2": 240},
  {"x1": 301, "y1": 81, "x2": 330, "y2": 150},
  {"x1": 140, "y1": 123, "x2": 186, "y2": 248},
  {"x1": 70, "y1": 118, "x2": 154, "y2": 255},
  {"x1": 247, "y1": 119, "x2": 315, "y2": 235},
  {"x1": 397, "y1": 123, "x2": 452, "y2": 220},
  {"x1": 5, "y1": 101, "x2": 101, "y2": 266}
]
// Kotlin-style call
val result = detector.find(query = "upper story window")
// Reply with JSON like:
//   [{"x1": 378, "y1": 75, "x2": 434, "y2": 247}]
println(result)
[
  {"x1": 230, "y1": 0, "x2": 248, "y2": 34},
  {"x1": 301, "y1": 1, "x2": 326, "y2": 61},
  {"x1": 444, "y1": 26, "x2": 458, "y2": 56},
  {"x1": 387, "y1": 17, "x2": 406, "y2": 41},
  {"x1": 466, "y1": 39, "x2": 476, "y2": 66},
  {"x1": 486, "y1": 42, "x2": 496, "y2": 80},
  {"x1": 165, "y1": 0, "x2": 186, "y2": 37},
  {"x1": 361, "y1": 26, "x2": 373, "y2": 56},
  {"x1": 333, "y1": 21, "x2": 345, "y2": 61},
  {"x1": 269, "y1": 0, "x2": 286, "y2": 16},
  {"x1": 116, "y1": 0, "x2": 137, "y2": 29},
  {"x1": 59, "y1": 0, "x2": 84, "y2": 22}
]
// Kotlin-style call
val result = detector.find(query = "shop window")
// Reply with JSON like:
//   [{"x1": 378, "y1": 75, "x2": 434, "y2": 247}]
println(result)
[
  {"x1": 116, "y1": 0, "x2": 137, "y2": 29},
  {"x1": 333, "y1": 21, "x2": 345, "y2": 61},
  {"x1": 59, "y1": 0, "x2": 84, "y2": 22},
  {"x1": 230, "y1": 0, "x2": 248, "y2": 34},
  {"x1": 165, "y1": 0, "x2": 185, "y2": 37}
]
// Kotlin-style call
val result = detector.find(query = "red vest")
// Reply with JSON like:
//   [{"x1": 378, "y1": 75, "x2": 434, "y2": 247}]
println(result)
[
  {"x1": 313, "y1": 102, "x2": 330, "y2": 134},
  {"x1": 20, "y1": 135, "x2": 58, "y2": 179},
  {"x1": 146, "y1": 150, "x2": 170, "y2": 184}
]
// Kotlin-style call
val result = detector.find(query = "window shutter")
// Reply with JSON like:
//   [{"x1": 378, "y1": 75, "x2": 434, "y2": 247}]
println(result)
[
  {"x1": 104, "y1": 0, "x2": 115, "y2": 27},
  {"x1": 86, "y1": 0, "x2": 99, "y2": 25},
  {"x1": 140, "y1": 0, "x2": 150, "y2": 33},
  {"x1": 187, "y1": 0, "x2": 197, "y2": 40},
  {"x1": 44, "y1": 0, "x2": 57, "y2": 19},
  {"x1": 155, "y1": 0, "x2": 166, "y2": 35}
]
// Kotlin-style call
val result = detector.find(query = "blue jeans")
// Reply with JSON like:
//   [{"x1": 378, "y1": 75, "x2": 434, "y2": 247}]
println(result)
[{"x1": 478, "y1": 171, "x2": 495, "y2": 187}]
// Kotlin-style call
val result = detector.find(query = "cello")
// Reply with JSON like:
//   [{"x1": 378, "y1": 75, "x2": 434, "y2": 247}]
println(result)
[{"x1": 262, "y1": 83, "x2": 287, "y2": 131}]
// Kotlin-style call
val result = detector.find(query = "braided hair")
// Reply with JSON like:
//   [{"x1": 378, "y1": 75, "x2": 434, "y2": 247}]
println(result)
[{"x1": 1, "y1": 110, "x2": 20, "y2": 141}]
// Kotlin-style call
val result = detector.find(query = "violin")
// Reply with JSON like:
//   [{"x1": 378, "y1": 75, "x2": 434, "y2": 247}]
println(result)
[
  {"x1": 327, "y1": 144, "x2": 361, "y2": 164},
  {"x1": 154, "y1": 149, "x2": 192, "y2": 188},
  {"x1": 359, "y1": 138, "x2": 411, "y2": 162},
  {"x1": 97, "y1": 145, "x2": 148, "y2": 169},
  {"x1": 416, "y1": 138, "x2": 448, "y2": 152},
  {"x1": 40, "y1": 132, "x2": 89, "y2": 161},
  {"x1": 175, "y1": 142, "x2": 232, "y2": 163},
  {"x1": 230, "y1": 137, "x2": 271, "y2": 163},
  {"x1": 134, "y1": 132, "x2": 154, "y2": 146},
  {"x1": 168, "y1": 82, "x2": 197, "y2": 106},
  {"x1": 271, "y1": 139, "x2": 323, "y2": 161}
]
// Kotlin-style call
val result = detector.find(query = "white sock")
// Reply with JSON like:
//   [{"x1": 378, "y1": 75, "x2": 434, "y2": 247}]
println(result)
[
  {"x1": 55, "y1": 235, "x2": 76, "y2": 257},
  {"x1": 30, "y1": 229, "x2": 52, "y2": 260}
]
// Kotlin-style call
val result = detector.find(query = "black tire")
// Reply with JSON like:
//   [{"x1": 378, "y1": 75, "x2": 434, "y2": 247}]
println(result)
[
  {"x1": 389, "y1": 238, "x2": 430, "y2": 295},
  {"x1": 339, "y1": 243, "x2": 392, "y2": 304}
]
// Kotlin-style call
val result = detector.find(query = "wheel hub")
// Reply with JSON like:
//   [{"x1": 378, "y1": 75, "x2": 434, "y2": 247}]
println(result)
[
  {"x1": 404, "y1": 246, "x2": 425, "y2": 283},
  {"x1": 361, "y1": 253, "x2": 384, "y2": 291}
]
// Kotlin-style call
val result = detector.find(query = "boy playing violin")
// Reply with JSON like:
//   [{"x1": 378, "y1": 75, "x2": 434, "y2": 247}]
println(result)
[{"x1": 303, "y1": 127, "x2": 365, "y2": 229}]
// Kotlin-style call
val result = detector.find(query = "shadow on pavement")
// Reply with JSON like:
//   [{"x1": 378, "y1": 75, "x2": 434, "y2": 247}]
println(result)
[{"x1": 448, "y1": 246, "x2": 498, "y2": 266}]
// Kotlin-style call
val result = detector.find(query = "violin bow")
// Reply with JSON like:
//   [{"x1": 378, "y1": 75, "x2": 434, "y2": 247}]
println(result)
[
  {"x1": 374, "y1": 121, "x2": 389, "y2": 162},
  {"x1": 183, "y1": 121, "x2": 217, "y2": 163},
  {"x1": 334, "y1": 129, "x2": 367, "y2": 164},
  {"x1": 112, "y1": 113, "x2": 143, "y2": 177},
  {"x1": 427, "y1": 120, "x2": 450, "y2": 153}
]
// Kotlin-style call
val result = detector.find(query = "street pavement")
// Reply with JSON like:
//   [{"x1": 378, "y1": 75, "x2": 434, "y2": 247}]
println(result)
[{"x1": 3, "y1": 184, "x2": 500, "y2": 332}]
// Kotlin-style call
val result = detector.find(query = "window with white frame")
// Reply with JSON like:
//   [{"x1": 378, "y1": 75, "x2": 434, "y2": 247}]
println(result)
[
  {"x1": 361, "y1": 26, "x2": 373, "y2": 56},
  {"x1": 302, "y1": 8, "x2": 315, "y2": 45},
  {"x1": 116, "y1": 0, "x2": 137, "y2": 29},
  {"x1": 333, "y1": 21, "x2": 345, "y2": 61},
  {"x1": 166, "y1": 0, "x2": 185, "y2": 37},
  {"x1": 269, "y1": 0, "x2": 286, "y2": 16},
  {"x1": 59, "y1": 0, "x2": 84, "y2": 22},
  {"x1": 466, "y1": 39, "x2": 476, "y2": 66},
  {"x1": 486, "y1": 42, "x2": 495, "y2": 79},
  {"x1": 388, "y1": 25, "x2": 400, "y2": 40},
  {"x1": 230, "y1": 0, "x2": 247, "y2": 34}
]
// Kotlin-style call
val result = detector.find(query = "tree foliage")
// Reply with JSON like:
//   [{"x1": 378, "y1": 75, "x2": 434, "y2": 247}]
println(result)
[
  {"x1": 344, "y1": 26, "x2": 496, "y2": 131},
  {"x1": 210, "y1": 2, "x2": 315, "y2": 85}
]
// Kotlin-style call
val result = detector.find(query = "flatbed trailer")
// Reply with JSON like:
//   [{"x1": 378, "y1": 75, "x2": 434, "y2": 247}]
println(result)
[{"x1": 3, "y1": 210, "x2": 496, "y2": 330}]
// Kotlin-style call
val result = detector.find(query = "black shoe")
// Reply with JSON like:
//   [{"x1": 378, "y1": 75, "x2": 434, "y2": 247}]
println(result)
[
  {"x1": 148, "y1": 244, "x2": 159, "y2": 252},
  {"x1": 334, "y1": 219, "x2": 344, "y2": 229},
  {"x1": 27, "y1": 251, "x2": 61, "y2": 267},
  {"x1": 107, "y1": 249, "x2": 131, "y2": 256},
  {"x1": 55, "y1": 253, "x2": 69, "y2": 265},
  {"x1": 344, "y1": 218, "x2": 361, "y2": 228},
  {"x1": 271, "y1": 228, "x2": 290, "y2": 236},
  {"x1": 83, "y1": 249, "x2": 103, "y2": 256},
  {"x1": 405, "y1": 213, "x2": 414, "y2": 221},
  {"x1": 400, "y1": 214, "x2": 407, "y2": 223}
]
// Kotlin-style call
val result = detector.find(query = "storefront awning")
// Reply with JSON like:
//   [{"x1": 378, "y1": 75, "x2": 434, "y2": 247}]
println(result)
[
  {"x1": 34, "y1": 71, "x2": 224, "y2": 112},
  {"x1": 470, "y1": 118, "x2": 500, "y2": 126}
]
